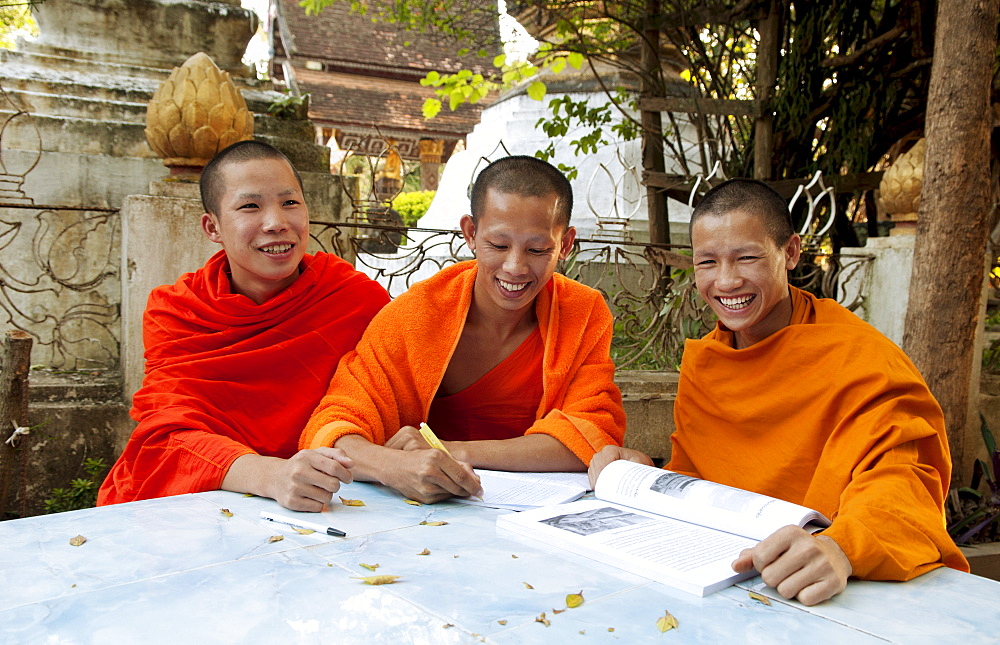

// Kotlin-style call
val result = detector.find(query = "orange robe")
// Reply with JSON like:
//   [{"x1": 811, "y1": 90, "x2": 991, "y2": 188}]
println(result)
[
  {"x1": 671, "y1": 286, "x2": 968, "y2": 580},
  {"x1": 98, "y1": 251, "x2": 389, "y2": 504},
  {"x1": 300, "y1": 261, "x2": 625, "y2": 461}
]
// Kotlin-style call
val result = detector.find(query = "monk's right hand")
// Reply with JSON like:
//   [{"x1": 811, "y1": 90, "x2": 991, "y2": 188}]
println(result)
[
  {"x1": 382, "y1": 448, "x2": 483, "y2": 504},
  {"x1": 588, "y1": 445, "x2": 654, "y2": 489},
  {"x1": 266, "y1": 447, "x2": 354, "y2": 512}
]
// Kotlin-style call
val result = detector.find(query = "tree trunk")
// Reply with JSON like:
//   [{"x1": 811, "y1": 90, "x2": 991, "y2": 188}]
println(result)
[
  {"x1": 640, "y1": 0, "x2": 668, "y2": 245},
  {"x1": 902, "y1": 0, "x2": 999, "y2": 486},
  {"x1": 0, "y1": 330, "x2": 32, "y2": 519},
  {"x1": 753, "y1": 0, "x2": 780, "y2": 180}
]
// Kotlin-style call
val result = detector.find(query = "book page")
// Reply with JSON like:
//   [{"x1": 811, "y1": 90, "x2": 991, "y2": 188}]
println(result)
[
  {"x1": 594, "y1": 461, "x2": 829, "y2": 541},
  {"x1": 473, "y1": 470, "x2": 592, "y2": 491},
  {"x1": 497, "y1": 500, "x2": 756, "y2": 596},
  {"x1": 452, "y1": 470, "x2": 587, "y2": 510}
]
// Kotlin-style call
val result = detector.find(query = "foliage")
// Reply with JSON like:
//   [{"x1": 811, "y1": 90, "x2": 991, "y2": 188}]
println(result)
[
  {"x1": 267, "y1": 91, "x2": 311, "y2": 119},
  {"x1": 391, "y1": 190, "x2": 436, "y2": 227},
  {"x1": 43, "y1": 458, "x2": 108, "y2": 515},
  {"x1": 0, "y1": 1, "x2": 39, "y2": 50},
  {"x1": 948, "y1": 415, "x2": 1000, "y2": 545}
]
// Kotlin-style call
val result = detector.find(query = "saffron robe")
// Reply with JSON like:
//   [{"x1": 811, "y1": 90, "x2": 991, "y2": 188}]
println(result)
[
  {"x1": 98, "y1": 251, "x2": 389, "y2": 504},
  {"x1": 300, "y1": 261, "x2": 625, "y2": 462},
  {"x1": 427, "y1": 327, "x2": 544, "y2": 441},
  {"x1": 671, "y1": 286, "x2": 969, "y2": 580}
]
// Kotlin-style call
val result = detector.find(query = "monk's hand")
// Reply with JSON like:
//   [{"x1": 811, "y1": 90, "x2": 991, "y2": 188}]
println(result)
[
  {"x1": 731, "y1": 526, "x2": 852, "y2": 606},
  {"x1": 587, "y1": 445, "x2": 654, "y2": 489},
  {"x1": 383, "y1": 449, "x2": 483, "y2": 504},
  {"x1": 385, "y1": 426, "x2": 431, "y2": 451},
  {"x1": 268, "y1": 447, "x2": 354, "y2": 512}
]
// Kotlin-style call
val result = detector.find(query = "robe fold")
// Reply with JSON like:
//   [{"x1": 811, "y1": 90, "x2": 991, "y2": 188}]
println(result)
[
  {"x1": 671, "y1": 286, "x2": 968, "y2": 580},
  {"x1": 300, "y1": 261, "x2": 625, "y2": 462},
  {"x1": 98, "y1": 251, "x2": 389, "y2": 504}
]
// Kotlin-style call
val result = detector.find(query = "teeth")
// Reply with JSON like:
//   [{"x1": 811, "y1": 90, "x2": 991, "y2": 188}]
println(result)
[
  {"x1": 261, "y1": 244, "x2": 292, "y2": 254},
  {"x1": 498, "y1": 279, "x2": 528, "y2": 292},
  {"x1": 719, "y1": 295, "x2": 754, "y2": 309}
]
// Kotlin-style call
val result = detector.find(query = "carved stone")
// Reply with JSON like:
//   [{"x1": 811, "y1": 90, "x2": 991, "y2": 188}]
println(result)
[{"x1": 878, "y1": 138, "x2": 925, "y2": 235}]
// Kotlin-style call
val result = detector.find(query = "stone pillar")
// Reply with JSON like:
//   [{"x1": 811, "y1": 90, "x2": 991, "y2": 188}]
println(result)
[
  {"x1": 838, "y1": 235, "x2": 914, "y2": 346},
  {"x1": 418, "y1": 138, "x2": 445, "y2": 191}
]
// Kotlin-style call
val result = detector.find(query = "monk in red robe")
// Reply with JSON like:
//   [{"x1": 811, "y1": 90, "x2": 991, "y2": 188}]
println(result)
[
  {"x1": 98, "y1": 140, "x2": 389, "y2": 510},
  {"x1": 590, "y1": 178, "x2": 968, "y2": 605},
  {"x1": 301, "y1": 156, "x2": 625, "y2": 503}
]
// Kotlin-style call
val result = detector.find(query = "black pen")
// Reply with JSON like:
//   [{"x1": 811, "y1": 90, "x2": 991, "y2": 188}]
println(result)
[{"x1": 260, "y1": 511, "x2": 347, "y2": 537}]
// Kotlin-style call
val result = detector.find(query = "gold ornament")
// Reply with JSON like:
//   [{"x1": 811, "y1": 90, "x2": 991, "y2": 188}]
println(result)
[
  {"x1": 877, "y1": 138, "x2": 925, "y2": 235},
  {"x1": 145, "y1": 52, "x2": 254, "y2": 171}
]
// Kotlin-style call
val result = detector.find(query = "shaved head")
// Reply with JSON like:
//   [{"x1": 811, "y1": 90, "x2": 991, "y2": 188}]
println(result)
[
  {"x1": 200, "y1": 140, "x2": 303, "y2": 216},
  {"x1": 690, "y1": 179, "x2": 794, "y2": 247},
  {"x1": 470, "y1": 155, "x2": 573, "y2": 227}
]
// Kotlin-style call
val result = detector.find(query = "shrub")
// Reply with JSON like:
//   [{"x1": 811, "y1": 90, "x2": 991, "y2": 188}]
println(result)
[{"x1": 391, "y1": 190, "x2": 436, "y2": 227}]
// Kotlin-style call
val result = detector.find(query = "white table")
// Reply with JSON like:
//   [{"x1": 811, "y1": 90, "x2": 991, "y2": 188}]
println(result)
[{"x1": 3, "y1": 481, "x2": 999, "y2": 643}]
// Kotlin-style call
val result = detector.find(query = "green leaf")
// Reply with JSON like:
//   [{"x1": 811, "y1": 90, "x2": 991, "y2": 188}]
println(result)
[
  {"x1": 567, "y1": 52, "x2": 584, "y2": 69},
  {"x1": 549, "y1": 56, "x2": 566, "y2": 74},
  {"x1": 422, "y1": 98, "x2": 442, "y2": 119},
  {"x1": 526, "y1": 81, "x2": 547, "y2": 101},
  {"x1": 449, "y1": 89, "x2": 463, "y2": 111},
  {"x1": 493, "y1": 53, "x2": 507, "y2": 68}
]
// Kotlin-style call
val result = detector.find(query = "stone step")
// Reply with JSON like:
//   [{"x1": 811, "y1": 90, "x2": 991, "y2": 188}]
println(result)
[{"x1": 27, "y1": 370, "x2": 122, "y2": 404}]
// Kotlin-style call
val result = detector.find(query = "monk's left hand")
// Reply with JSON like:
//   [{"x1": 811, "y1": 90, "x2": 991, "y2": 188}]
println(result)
[
  {"x1": 266, "y1": 448, "x2": 354, "y2": 512},
  {"x1": 731, "y1": 525, "x2": 852, "y2": 606},
  {"x1": 385, "y1": 426, "x2": 431, "y2": 451}
]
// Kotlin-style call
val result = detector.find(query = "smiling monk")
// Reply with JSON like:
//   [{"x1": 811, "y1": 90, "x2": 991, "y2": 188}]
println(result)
[
  {"x1": 590, "y1": 178, "x2": 968, "y2": 605},
  {"x1": 98, "y1": 140, "x2": 389, "y2": 510},
  {"x1": 300, "y1": 155, "x2": 625, "y2": 503}
]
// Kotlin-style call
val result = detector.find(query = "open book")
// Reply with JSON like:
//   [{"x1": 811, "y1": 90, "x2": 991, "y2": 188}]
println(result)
[
  {"x1": 453, "y1": 470, "x2": 591, "y2": 511},
  {"x1": 497, "y1": 460, "x2": 830, "y2": 596}
]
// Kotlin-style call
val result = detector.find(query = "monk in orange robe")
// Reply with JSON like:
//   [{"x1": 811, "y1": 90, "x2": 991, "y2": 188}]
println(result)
[
  {"x1": 98, "y1": 141, "x2": 389, "y2": 510},
  {"x1": 301, "y1": 156, "x2": 626, "y2": 503},
  {"x1": 590, "y1": 178, "x2": 968, "y2": 606}
]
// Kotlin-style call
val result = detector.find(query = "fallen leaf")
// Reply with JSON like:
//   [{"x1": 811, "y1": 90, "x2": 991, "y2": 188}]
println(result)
[
  {"x1": 608, "y1": 627, "x2": 615, "y2": 632},
  {"x1": 242, "y1": 493, "x2": 255, "y2": 498},
  {"x1": 417, "y1": 548, "x2": 431, "y2": 555},
  {"x1": 353, "y1": 575, "x2": 401, "y2": 585},
  {"x1": 497, "y1": 620, "x2": 507, "y2": 625},
  {"x1": 579, "y1": 630, "x2": 585, "y2": 635},
  {"x1": 340, "y1": 496, "x2": 365, "y2": 507},
  {"x1": 268, "y1": 535, "x2": 284, "y2": 543},
  {"x1": 220, "y1": 508, "x2": 233, "y2": 517},
  {"x1": 522, "y1": 581, "x2": 534, "y2": 589},
  {"x1": 535, "y1": 612, "x2": 550, "y2": 627},
  {"x1": 359, "y1": 563, "x2": 380, "y2": 571},
  {"x1": 420, "y1": 520, "x2": 448, "y2": 526},
  {"x1": 69, "y1": 535, "x2": 86, "y2": 547},
  {"x1": 294, "y1": 527, "x2": 316, "y2": 535},
  {"x1": 552, "y1": 608, "x2": 565, "y2": 614},
  {"x1": 511, "y1": 554, "x2": 518, "y2": 559},
  {"x1": 655, "y1": 610, "x2": 679, "y2": 633},
  {"x1": 326, "y1": 563, "x2": 333, "y2": 567},
  {"x1": 748, "y1": 591, "x2": 771, "y2": 606},
  {"x1": 566, "y1": 590, "x2": 584, "y2": 608},
  {"x1": 453, "y1": 554, "x2": 459, "y2": 558},
  {"x1": 404, "y1": 499, "x2": 422, "y2": 506},
  {"x1": 71, "y1": 584, "x2": 76, "y2": 588},
  {"x1": 442, "y1": 624, "x2": 454, "y2": 629}
]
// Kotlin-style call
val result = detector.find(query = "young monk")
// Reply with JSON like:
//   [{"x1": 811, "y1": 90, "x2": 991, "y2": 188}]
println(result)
[
  {"x1": 98, "y1": 140, "x2": 390, "y2": 511},
  {"x1": 589, "y1": 178, "x2": 968, "y2": 606},
  {"x1": 300, "y1": 156, "x2": 626, "y2": 503}
]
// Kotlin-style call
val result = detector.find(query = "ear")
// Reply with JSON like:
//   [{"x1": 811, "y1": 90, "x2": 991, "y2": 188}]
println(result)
[
  {"x1": 558, "y1": 225, "x2": 577, "y2": 260},
  {"x1": 784, "y1": 233, "x2": 801, "y2": 270},
  {"x1": 459, "y1": 214, "x2": 476, "y2": 253},
  {"x1": 201, "y1": 212, "x2": 223, "y2": 244}
]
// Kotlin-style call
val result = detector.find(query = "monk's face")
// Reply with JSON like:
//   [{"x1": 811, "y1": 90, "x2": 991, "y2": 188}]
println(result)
[
  {"x1": 691, "y1": 210, "x2": 801, "y2": 348},
  {"x1": 460, "y1": 188, "x2": 576, "y2": 318},
  {"x1": 200, "y1": 157, "x2": 310, "y2": 304}
]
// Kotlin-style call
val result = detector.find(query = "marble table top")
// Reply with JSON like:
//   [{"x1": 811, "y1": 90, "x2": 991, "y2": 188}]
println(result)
[{"x1": 2, "y1": 481, "x2": 999, "y2": 644}]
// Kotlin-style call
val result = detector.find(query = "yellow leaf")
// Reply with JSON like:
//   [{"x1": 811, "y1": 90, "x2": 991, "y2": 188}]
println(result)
[
  {"x1": 552, "y1": 608, "x2": 565, "y2": 614},
  {"x1": 535, "y1": 612, "x2": 550, "y2": 627},
  {"x1": 680, "y1": 69, "x2": 693, "y2": 82},
  {"x1": 498, "y1": 620, "x2": 507, "y2": 625},
  {"x1": 417, "y1": 548, "x2": 431, "y2": 555},
  {"x1": 608, "y1": 627, "x2": 615, "y2": 632},
  {"x1": 420, "y1": 520, "x2": 448, "y2": 526},
  {"x1": 656, "y1": 610, "x2": 679, "y2": 633},
  {"x1": 748, "y1": 591, "x2": 772, "y2": 606},
  {"x1": 579, "y1": 630, "x2": 585, "y2": 635},
  {"x1": 268, "y1": 535, "x2": 284, "y2": 543},
  {"x1": 360, "y1": 563, "x2": 379, "y2": 571},
  {"x1": 511, "y1": 554, "x2": 518, "y2": 559},
  {"x1": 522, "y1": 581, "x2": 534, "y2": 589},
  {"x1": 242, "y1": 493, "x2": 255, "y2": 498},
  {"x1": 353, "y1": 575, "x2": 401, "y2": 585},
  {"x1": 69, "y1": 535, "x2": 86, "y2": 547},
  {"x1": 340, "y1": 496, "x2": 365, "y2": 506},
  {"x1": 566, "y1": 590, "x2": 584, "y2": 608},
  {"x1": 526, "y1": 80, "x2": 547, "y2": 101},
  {"x1": 404, "y1": 499, "x2": 422, "y2": 506},
  {"x1": 220, "y1": 508, "x2": 233, "y2": 517},
  {"x1": 443, "y1": 623, "x2": 454, "y2": 629},
  {"x1": 294, "y1": 528, "x2": 315, "y2": 535},
  {"x1": 453, "y1": 555, "x2": 460, "y2": 558}
]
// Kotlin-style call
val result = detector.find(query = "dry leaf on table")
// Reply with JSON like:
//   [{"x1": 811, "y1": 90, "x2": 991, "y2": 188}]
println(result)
[
  {"x1": 267, "y1": 535, "x2": 284, "y2": 543},
  {"x1": 294, "y1": 528, "x2": 315, "y2": 535},
  {"x1": 353, "y1": 575, "x2": 401, "y2": 585},
  {"x1": 340, "y1": 497, "x2": 365, "y2": 507},
  {"x1": 535, "y1": 612, "x2": 550, "y2": 627},
  {"x1": 69, "y1": 535, "x2": 86, "y2": 547},
  {"x1": 420, "y1": 520, "x2": 448, "y2": 526},
  {"x1": 417, "y1": 548, "x2": 431, "y2": 556},
  {"x1": 748, "y1": 591, "x2": 772, "y2": 606},
  {"x1": 220, "y1": 508, "x2": 233, "y2": 517},
  {"x1": 522, "y1": 581, "x2": 534, "y2": 589},
  {"x1": 655, "y1": 610, "x2": 679, "y2": 633},
  {"x1": 497, "y1": 620, "x2": 507, "y2": 625},
  {"x1": 360, "y1": 563, "x2": 379, "y2": 571},
  {"x1": 404, "y1": 499, "x2": 422, "y2": 506},
  {"x1": 566, "y1": 590, "x2": 584, "y2": 608}
]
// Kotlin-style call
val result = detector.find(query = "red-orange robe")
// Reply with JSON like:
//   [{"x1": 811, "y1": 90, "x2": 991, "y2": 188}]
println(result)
[
  {"x1": 670, "y1": 286, "x2": 968, "y2": 580},
  {"x1": 300, "y1": 261, "x2": 625, "y2": 462},
  {"x1": 98, "y1": 251, "x2": 389, "y2": 504}
]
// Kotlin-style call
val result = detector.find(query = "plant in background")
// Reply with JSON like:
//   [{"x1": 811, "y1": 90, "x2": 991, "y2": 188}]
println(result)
[
  {"x1": 391, "y1": 190, "x2": 436, "y2": 227},
  {"x1": 948, "y1": 415, "x2": 1000, "y2": 545},
  {"x1": 267, "y1": 91, "x2": 310, "y2": 119},
  {"x1": 44, "y1": 457, "x2": 108, "y2": 514}
]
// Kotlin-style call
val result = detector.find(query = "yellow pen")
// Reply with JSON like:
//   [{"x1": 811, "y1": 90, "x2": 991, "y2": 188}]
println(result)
[{"x1": 419, "y1": 422, "x2": 483, "y2": 500}]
